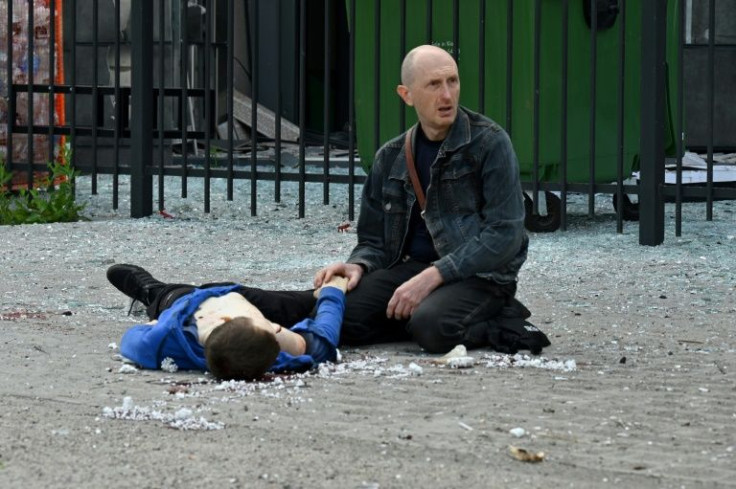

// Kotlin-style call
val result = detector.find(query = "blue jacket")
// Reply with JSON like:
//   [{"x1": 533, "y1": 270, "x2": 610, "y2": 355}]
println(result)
[
  {"x1": 119, "y1": 285, "x2": 345, "y2": 374},
  {"x1": 348, "y1": 106, "x2": 528, "y2": 285}
]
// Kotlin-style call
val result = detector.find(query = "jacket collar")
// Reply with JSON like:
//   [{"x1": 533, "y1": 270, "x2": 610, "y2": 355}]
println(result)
[
  {"x1": 439, "y1": 106, "x2": 472, "y2": 153},
  {"x1": 390, "y1": 106, "x2": 472, "y2": 181},
  {"x1": 412, "y1": 106, "x2": 471, "y2": 156}
]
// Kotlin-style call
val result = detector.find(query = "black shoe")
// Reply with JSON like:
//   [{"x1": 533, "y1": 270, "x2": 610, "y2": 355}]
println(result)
[{"x1": 106, "y1": 264, "x2": 165, "y2": 308}]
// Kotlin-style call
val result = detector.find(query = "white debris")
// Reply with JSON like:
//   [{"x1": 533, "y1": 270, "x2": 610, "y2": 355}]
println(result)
[
  {"x1": 509, "y1": 427, "x2": 526, "y2": 438},
  {"x1": 430, "y1": 345, "x2": 477, "y2": 368},
  {"x1": 102, "y1": 396, "x2": 224, "y2": 431},
  {"x1": 481, "y1": 353, "x2": 577, "y2": 372},
  {"x1": 433, "y1": 344, "x2": 470, "y2": 364},
  {"x1": 160, "y1": 357, "x2": 179, "y2": 373},
  {"x1": 447, "y1": 356, "x2": 476, "y2": 369},
  {"x1": 174, "y1": 408, "x2": 193, "y2": 420},
  {"x1": 122, "y1": 396, "x2": 135, "y2": 411},
  {"x1": 408, "y1": 362, "x2": 423, "y2": 375},
  {"x1": 107, "y1": 342, "x2": 118, "y2": 350},
  {"x1": 118, "y1": 364, "x2": 138, "y2": 374}
]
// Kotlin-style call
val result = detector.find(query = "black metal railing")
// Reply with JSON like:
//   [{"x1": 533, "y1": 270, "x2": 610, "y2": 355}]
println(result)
[{"x1": 1, "y1": 0, "x2": 734, "y2": 244}]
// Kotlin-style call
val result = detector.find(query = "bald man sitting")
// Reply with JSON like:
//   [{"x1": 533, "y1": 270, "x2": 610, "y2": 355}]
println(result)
[{"x1": 314, "y1": 45, "x2": 549, "y2": 356}]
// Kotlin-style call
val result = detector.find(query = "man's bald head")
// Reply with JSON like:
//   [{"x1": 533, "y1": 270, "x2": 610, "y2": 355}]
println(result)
[{"x1": 400, "y1": 45, "x2": 457, "y2": 87}]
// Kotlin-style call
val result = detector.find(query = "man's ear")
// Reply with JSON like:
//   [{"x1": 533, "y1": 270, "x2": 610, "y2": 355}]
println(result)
[{"x1": 396, "y1": 84, "x2": 413, "y2": 106}]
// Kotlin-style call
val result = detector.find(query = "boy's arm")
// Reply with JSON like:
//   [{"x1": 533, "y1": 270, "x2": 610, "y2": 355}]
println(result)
[
  {"x1": 119, "y1": 324, "x2": 162, "y2": 369},
  {"x1": 310, "y1": 275, "x2": 348, "y2": 346},
  {"x1": 312, "y1": 275, "x2": 349, "y2": 298},
  {"x1": 290, "y1": 276, "x2": 348, "y2": 364},
  {"x1": 274, "y1": 325, "x2": 308, "y2": 356}
]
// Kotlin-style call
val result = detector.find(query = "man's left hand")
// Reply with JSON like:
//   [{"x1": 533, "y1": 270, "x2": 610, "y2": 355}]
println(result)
[{"x1": 386, "y1": 266, "x2": 444, "y2": 320}]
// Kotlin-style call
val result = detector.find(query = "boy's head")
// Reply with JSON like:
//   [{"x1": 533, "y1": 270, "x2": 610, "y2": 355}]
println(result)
[{"x1": 205, "y1": 317, "x2": 280, "y2": 381}]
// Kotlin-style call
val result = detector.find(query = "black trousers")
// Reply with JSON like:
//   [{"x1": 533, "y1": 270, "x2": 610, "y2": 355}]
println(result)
[
  {"x1": 339, "y1": 259, "x2": 519, "y2": 353},
  {"x1": 146, "y1": 261, "x2": 523, "y2": 354}
]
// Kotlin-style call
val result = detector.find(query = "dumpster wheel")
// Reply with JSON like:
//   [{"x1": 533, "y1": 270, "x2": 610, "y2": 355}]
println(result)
[
  {"x1": 524, "y1": 191, "x2": 561, "y2": 233},
  {"x1": 612, "y1": 193, "x2": 640, "y2": 221}
]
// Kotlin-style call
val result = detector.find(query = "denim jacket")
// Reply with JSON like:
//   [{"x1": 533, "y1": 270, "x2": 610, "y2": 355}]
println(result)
[{"x1": 348, "y1": 106, "x2": 528, "y2": 285}]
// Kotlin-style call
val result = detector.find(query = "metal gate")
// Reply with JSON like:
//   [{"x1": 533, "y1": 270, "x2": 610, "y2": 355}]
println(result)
[{"x1": 2, "y1": 0, "x2": 734, "y2": 243}]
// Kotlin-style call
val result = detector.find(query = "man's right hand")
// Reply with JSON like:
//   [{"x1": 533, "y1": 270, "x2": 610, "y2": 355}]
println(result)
[
  {"x1": 314, "y1": 262, "x2": 364, "y2": 291},
  {"x1": 322, "y1": 275, "x2": 349, "y2": 294}
]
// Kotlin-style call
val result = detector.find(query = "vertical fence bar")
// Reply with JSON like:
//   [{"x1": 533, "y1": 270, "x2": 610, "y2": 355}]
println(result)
[
  {"x1": 639, "y1": 0, "x2": 667, "y2": 245},
  {"x1": 91, "y1": 0, "x2": 99, "y2": 194},
  {"x1": 505, "y1": 0, "x2": 513, "y2": 136},
  {"x1": 179, "y1": 0, "x2": 188, "y2": 199},
  {"x1": 250, "y1": 0, "x2": 259, "y2": 216},
  {"x1": 26, "y1": 0, "x2": 34, "y2": 188},
  {"x1": 113, "y1": 0, "x2": 121, "y2": 209},
  {"x1": 372, "y1": 0, "x2": 380, "y2": 157},
  {"x1": 559, "y1": 0, "x2": 569, "y2": 231},
  {"x1": 70, "y1": 0, "x2": 77, "y2": 173},
  {"x1": 48, "y1": 0, "x2": 56, "y2": 169},
  {"x1": 69, "y1": 2, "x2": 77, "y2": 199},
  {"x1": 158, "y1": 0, "x2": 165, "y2": 211},
  {"x1": 226, "y1": 0, "x2": 234, "y2": 201},
  {"x1": 130, "y1": 0, "x2": 154, "y2": 217},
  {"x1": 705, "y1": 0, "x2": 714, "y2": 220},
  {"x1": 5, "y1": 0, "x2": 13, "y2": 183},
  {"x1": 426, "y1": 0, "x2": 433, "y2": 42},
  {"x1": 616, "y1": 0, "x2": 626, "y2": 233},
  {"x1": 203, "y1": 0, "x2": 212, "y2": 213},
  {"x1": 478, "y1": 0, "x2": 486, "y2": 114},
  {"x1": 399, "y1": 0, "x2": 406, "y2": 132},
  {"x1": 274, "y1": 0, "x2": 282, "y2": 203},
  {"x1": 588, "y1": 0, "x2": 597, "y2": 217},
  {"x1": 323, "y1": 0, "x2": 331, "y2": 205},
  {"x1": 298, "y1": 0, "x2": 306, "y2": 218},
  {"x1": 348, "y1": 0, "x2": 356, "y2": 221},
  {"x1": 675, "y1": 0, "x2": 684, "y2": 236},
  {"x1": 531, "y1": 0, "x2": 541, "y2": 216},
  {"x1": 452, "y1": 0, "x2": 459, "y2": 60}
]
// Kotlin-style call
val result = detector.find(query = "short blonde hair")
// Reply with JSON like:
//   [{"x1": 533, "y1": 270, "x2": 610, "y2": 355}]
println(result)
[{"x1": 205, "y1": 317, "x2": 280, "y2": 381}]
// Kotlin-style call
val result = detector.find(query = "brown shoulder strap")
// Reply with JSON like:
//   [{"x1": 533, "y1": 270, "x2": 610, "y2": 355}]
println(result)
[{"x1": 404, "y1": 127, "x2": 426, "y2": 211}]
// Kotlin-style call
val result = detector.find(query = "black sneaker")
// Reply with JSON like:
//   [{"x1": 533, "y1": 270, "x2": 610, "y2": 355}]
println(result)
[{"x1": 106, "y1": 264, "x2": 165, "y2": 308}]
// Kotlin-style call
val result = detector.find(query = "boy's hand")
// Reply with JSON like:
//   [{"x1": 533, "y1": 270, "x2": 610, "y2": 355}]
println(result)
[{"x1": 314, "y1": 275, "x2": 349, "y2": 297}]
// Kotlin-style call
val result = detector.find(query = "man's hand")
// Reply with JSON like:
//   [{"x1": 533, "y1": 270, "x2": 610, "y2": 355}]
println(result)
[
  {"x1": 386, "y1": 266, "x2": 444, "y2": 320},
  {"x1": 321, "y1": 275, "x2": 349, "y2": 294},
  {"x1": 314, "y1": 262, "x2": 364, "y2": 291}
]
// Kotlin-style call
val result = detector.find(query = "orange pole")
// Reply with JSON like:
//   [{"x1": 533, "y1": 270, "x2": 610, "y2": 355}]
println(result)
[{"x1": 54, "y1": 0, "x2": 65, "y2": 164}]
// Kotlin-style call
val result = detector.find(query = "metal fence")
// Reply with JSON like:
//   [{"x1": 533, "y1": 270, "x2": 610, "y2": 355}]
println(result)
[{"x1": 1, "y1": 0, "x2": 734, "y2": 245}]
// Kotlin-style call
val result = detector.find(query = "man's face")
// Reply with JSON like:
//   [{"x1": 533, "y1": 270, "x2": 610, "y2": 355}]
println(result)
[{"x1": 399, "y1": 50, "x2": 460, "y2": 140}]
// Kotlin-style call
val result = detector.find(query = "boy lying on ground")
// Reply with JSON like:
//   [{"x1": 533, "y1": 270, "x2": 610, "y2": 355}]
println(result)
[{"x1": 108, "y1": 264, "x2": 348, "y2": 381}]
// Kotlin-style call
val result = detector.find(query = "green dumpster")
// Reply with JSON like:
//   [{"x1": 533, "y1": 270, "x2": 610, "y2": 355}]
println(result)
[{"x1": 349, "y1": 0, "x2": 680, "y2": 188}]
